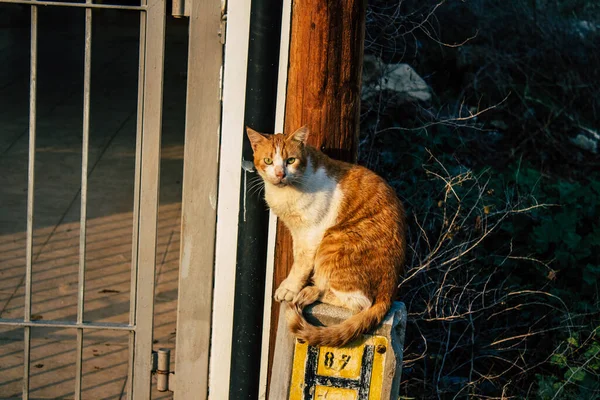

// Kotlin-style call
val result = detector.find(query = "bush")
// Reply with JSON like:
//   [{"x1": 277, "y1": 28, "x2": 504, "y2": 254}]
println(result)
[{"x1": 360, "y1": 0, "x2": 600, "y2": 398}]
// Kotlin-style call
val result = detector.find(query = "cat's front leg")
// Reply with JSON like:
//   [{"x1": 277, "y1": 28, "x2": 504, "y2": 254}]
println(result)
[{"x1": 274, "y1": 244, "x2": 316, "y2": 302}]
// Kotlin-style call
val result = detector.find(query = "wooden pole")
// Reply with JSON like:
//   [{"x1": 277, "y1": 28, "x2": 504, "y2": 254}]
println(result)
[{"x1": 267, "y1": 0, "x2": 367, "y2": 390}]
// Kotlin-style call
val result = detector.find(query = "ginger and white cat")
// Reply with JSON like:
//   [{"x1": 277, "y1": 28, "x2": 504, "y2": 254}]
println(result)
[{"x1": 247, "y1": 126, "x2": 406, "y2": 347}]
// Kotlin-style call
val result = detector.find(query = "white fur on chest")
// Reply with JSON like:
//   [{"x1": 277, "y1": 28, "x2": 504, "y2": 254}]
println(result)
[{"x1": 264, "y1": 162, "x2": 343, "y2": 248}]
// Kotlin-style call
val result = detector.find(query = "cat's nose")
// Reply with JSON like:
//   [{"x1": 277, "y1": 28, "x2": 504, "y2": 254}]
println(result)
[{"x1": 275, "y1": 168, "x2": 286, "y2": 179}]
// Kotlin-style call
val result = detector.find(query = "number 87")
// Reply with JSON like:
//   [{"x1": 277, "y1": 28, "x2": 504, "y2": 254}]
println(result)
[{"x1": 323, "y1": 352, "x2": 351, "y2": 369}]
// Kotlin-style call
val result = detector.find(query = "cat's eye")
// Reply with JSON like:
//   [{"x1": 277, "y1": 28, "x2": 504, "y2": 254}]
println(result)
[
  {"x1": 264, "y1": 158, "x2": 273, "y2": 165},
  {"x1": 286, "y1": 158, "x2": 296, "y2": 165}
]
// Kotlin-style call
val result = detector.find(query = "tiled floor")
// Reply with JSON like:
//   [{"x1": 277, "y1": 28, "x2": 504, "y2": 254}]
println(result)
[{"x1": 0, "y1": 6, "x2": 188, "y2": 398}]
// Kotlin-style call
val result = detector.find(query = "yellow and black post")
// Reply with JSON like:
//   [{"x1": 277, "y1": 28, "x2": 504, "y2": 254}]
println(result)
[{"x1": 270, "y1": 302, "x2": 407, "y2": 399}]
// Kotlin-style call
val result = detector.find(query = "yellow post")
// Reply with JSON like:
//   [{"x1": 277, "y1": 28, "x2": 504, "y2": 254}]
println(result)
[{"x1": 270, "y1": 302, "x2": 407, "y2": 400}]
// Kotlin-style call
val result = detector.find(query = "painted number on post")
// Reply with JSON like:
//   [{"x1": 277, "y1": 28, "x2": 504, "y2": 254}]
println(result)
[
  {"x1": 289, "y1": 335, "x2": 387, "y2": 400},
  {"x1": 322, "y1": 352, "x2": 352, "y2": 370}
]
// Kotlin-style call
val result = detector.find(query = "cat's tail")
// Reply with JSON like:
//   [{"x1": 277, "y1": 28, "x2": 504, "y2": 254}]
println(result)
[{"x1": 286, "y1": 297, "x2": 390, "y2": 347}]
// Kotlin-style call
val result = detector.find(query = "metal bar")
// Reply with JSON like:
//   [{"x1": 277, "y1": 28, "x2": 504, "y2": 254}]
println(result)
[
  {"x1": 127, "y1": 332, "x2": 135, "y2": 400},
  {"x1": 75, "y1": 331, "x2": 84, "y2": 397},
  {"x1": 0, "y1": 319, "x2": 135, "y2": 331},
  {"x1": 23, "y1": 6, "x2": 38, "y2": 399},
  {"x1": 129, "y1": 0, "x2": 146, "y2": 340},
  {"x1": 74, "y1": 5, "x2": 93, "y2": 398},
  {"x1": 0, "y1": 0, "x2": 146, "y2": 11},
  {"x1": 75, "y1": 328, "x2": 83, "y2": 398},
  {"x1": 132, "y1": 0, "x2": 166, "y2": 395},
  {"x1": 126, "y1": 10, "x2": 148, "y2": 400},
  {"x1": 23, "y1": 325, "x2": 31, "y2": 400},
  {"x1": 24, "y1": 0, "x2": 37, "y2": 334},
  {"x1": 78, "y1": 0, "x2": 92, "y2": 331},
  {"x1": 126, "y1": 7, "x2": 147, "y2": 399}
]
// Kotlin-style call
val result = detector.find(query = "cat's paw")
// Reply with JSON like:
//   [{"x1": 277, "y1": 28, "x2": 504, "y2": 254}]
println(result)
[
  {"x1": 292, "y1": 286, "x2": 321, "y2": 308},
  {"x1": 274, "y1": 279, "x2": 302, "y2": 302},
  {"x1": 274, "y1": 287, "x2": 296, "y2": 302}
]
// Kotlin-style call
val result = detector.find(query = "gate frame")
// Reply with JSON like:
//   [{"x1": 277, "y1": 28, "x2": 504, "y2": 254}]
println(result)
[
  {"x1": 131, "y1": 0, "x2": 167, "y2": 397},
  {"x1": 0, "y1": 0, "x2": 167, "y2": 398},
  {"x1": 172, "y1": 0, "x2": 226, "y2": 398}
]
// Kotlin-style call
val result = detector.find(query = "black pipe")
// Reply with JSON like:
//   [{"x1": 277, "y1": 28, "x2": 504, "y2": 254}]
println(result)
[{"x1": 228, "y1": 0, "x2": 283, "y2": 398}]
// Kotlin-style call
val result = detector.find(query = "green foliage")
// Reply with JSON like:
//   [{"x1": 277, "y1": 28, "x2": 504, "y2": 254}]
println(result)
[
  {"x1": 537, "y1": 329, "x2": 600, "y2": 399},
  {"x1": 493, "y1": 165, "x2": 600, "y2": 316}
]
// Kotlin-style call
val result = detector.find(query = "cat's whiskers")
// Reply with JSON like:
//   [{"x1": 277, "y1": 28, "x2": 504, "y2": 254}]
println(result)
[
  {"x1": 247, "y1": 175, "x2": 266, "y2": 197},
  {"x1": 247, "y1": 174, "x2": 264, "y2": 186},
  {"x1": 249, "y1": 184, "x2": 265, "y2": 198},
  {"x1": 248, "y1": 181, "x2": 265, "y2": 196}
]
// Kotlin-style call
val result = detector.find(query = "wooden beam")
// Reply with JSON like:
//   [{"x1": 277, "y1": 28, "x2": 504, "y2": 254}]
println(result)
[{"x1": 267, "y1": 0, "x2": 367, "y2": 392}]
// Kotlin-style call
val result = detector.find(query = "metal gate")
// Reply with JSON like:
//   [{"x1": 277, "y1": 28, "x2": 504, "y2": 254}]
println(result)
[{"x1": 0, "y1": 0, "x2": 168, "y2": 398}]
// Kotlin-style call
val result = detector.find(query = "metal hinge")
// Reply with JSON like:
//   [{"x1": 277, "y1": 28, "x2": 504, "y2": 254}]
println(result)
[
  {"x1": 218, "y1": 13, "x2": 227, "y2": 44},
  {"x1": 151, "y1": 349, "x2": 174, "y2": 392},
  {"x1": 171, "y1": 0, "x2": 189, "y2": 18}
]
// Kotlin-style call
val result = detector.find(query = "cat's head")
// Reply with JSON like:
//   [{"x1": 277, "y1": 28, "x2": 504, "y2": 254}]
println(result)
[{"x1": 246, "y1": 126, "x2": 309, "y2": 187}]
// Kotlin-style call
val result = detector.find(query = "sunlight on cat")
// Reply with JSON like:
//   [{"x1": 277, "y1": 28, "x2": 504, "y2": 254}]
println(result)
[{"x1": 247, "y1": 126, "x2": 406, "y2": 347}]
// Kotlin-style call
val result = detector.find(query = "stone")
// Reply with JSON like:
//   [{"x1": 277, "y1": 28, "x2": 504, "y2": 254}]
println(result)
[
  {"x1": 571, "y1": 127, "x2": 599, "y2": 154},
  {"x1": 362, "y1": 55, "x2": 431, "y2": 104},
  {"x1": 269, "y1": 301, "x2": 407, "y2": 400},
  {"x1": 575, "y1": 20, "x2": 599, "y2": 39}
]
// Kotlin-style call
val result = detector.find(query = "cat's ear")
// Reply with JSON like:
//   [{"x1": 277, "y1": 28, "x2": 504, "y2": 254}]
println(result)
[
  {"x1": 246, "y1": 126, "x2": 269, "y2": 152},
  {"x1": 287, "y1": 125, "x2": 309, "y2": 144}
]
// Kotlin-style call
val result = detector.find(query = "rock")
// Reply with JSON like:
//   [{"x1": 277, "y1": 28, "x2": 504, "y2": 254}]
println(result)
[
  {"x1": 570, "y1": 127, "x2": 599, "y2": 154},
  {"x1": 575, "y1": 20, "x2": 599, "y2": 39},
  {"x1": 362, "y1": 55, "x2": 431, "y2": 104}
]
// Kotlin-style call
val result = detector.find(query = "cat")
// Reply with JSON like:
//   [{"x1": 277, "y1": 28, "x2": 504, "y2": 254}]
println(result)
[{"x1": 246, "y1": 125, "x2": 406, "y2": 347}]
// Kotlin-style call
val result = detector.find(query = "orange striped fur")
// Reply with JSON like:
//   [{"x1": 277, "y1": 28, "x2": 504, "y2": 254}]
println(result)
[{"x1": 247, "y1": 126, "x2": 406, "y2": 347}]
